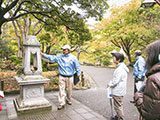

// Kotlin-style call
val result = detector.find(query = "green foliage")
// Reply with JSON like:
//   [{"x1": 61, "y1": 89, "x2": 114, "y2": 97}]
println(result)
[
  {"x1": 0, "y1": 60, "x2": 16, "y2": 71},
  {"x1": 41, "y1": 59, "x2": 58, "y2": 72},
  {"x1": 0, "y1": 36, "x2": 13, "y2": 60},
  {"x1": 138, "y1": 4, "x2": 160, "y2": 40},
  {"x1": 42, "y1": 67, "x2": 48, "y2": 72},
  {"x1": 16, "y1": 66, "x2": 24, "y2": 76},
  {"x1": 93, "y1": 43, "x2": 113, "y2": 66},
  {"x1": 69, "y1": 26, "x2": 92, "y2": 46},
  {"x1": 93, "y1": 0, "x2": 160, "y2": 63},
  {"x1": 1, "y1": 0, "x2": 110, "y2": 69},
  {"x1": 0, "y1": 0, "x2": 109, "y2": 34},
  {"x1": 50, "y1": 77, "x2": 59, "y2": 85},
  {"x1": 48, "y1": 63, "x2": 58, "y2": 71},
  {"x1": 39, "y1": 33, "x2": 51, "y2": 43},
  {"x1": 0, "y1": 25, "x2": 21, "y2": 71},
  {"x1": 10, "y1": 55, "x2": 22, "y2": 66},
  {"x1": 50, "y1": 48, "x2": 61, "y2": 55}
]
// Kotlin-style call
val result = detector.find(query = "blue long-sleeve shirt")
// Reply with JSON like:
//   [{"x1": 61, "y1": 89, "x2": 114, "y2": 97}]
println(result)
[
  {"x1": 133, "y1": 56, "x2": 146, "y2": 79},
  {"x1": 42, "y1": 53, "x2": 81, "y2": 76}
]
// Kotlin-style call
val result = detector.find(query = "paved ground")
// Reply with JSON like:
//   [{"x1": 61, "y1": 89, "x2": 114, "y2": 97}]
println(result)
[
  {"x1": 0, "y1": 65, "x2": 139, "y2": 120},
  {"x1": 0, "y1": 91, "x2": 107, "y2": 120},
  {"x1": 72, "y1": 66, "x2": 139, "y2": 120}
]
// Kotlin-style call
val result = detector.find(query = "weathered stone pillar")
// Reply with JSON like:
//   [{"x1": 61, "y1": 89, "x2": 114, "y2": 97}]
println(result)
[{"x1": 14, "y1": 36, "x2": 52, "y2": 114}]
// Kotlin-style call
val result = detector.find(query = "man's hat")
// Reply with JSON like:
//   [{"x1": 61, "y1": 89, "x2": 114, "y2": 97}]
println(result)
[
  {"x1": 62, "y1": 44, "x2": 71, "y2": 50},
  {"x1": 135, "y1": 50, "x2": 141, "y2": 56}
]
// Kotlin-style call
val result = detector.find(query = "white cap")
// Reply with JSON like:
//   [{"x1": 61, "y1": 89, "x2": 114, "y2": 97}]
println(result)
[
  {"x1": 62, "y1": 44, "x2": 71, "y2": 50},
  {"x1": 135, "y1": 50, "x2": 142, "y2": 56}
]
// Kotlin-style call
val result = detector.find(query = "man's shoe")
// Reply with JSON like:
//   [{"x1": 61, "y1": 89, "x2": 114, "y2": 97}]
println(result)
[
  {"x1": 66, "y1": 100, "x2": 72, "y2": 105},
  {"x1": 114, "y1": 115, "x2": 118, "y2": 120},
  {"x1": 110, "y1": 116, "x2": 118, "y2": 120},
  {"x1": 130, "y1": 100, "x2": 135, "y2": 104},
  {"x1": 57, "y1": 105, "x2": 65, "y2": 110}
]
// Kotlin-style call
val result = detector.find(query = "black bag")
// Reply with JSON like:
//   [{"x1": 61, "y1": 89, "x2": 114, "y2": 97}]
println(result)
[{"x1": 73, "y1": 73, "x2": 80, "y2": 85}]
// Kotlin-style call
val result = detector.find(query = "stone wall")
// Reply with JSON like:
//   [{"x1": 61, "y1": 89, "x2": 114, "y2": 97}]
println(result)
[{"x1": 0, "y1": 71, "x2": 58, "y2": 93}]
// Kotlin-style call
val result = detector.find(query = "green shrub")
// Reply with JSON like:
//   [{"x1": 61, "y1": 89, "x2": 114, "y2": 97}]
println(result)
[
  {"x1": 10, "y1": 55, "x2": 22, "y2": 66},
  {"x1": 50, "y1": 77, "x2": 59, "y2": 85},
  {"x1": 16, "y1": 66, "x2": 24, "y2": 76}
]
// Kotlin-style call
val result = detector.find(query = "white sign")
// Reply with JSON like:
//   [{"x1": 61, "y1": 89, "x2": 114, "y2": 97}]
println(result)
[{"x1": 0, "y1": 91, "x2": 4, "y2": 98}]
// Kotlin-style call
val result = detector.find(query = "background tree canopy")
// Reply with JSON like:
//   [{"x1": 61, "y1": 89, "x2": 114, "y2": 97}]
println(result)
[
  {"x1": 1, "y1": 0, "x2": 160, "y2": 71},
  {"x1": 0, "y1": 0, "x2": 109, "y2": 35},
  {"x1": 91, "y1": 0, "x2": 160, "y2": 65}
]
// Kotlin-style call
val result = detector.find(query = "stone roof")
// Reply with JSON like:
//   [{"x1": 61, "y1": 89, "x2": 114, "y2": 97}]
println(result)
[{"x1": 23, "y1": 36, "x2": 41, "y2": 46}]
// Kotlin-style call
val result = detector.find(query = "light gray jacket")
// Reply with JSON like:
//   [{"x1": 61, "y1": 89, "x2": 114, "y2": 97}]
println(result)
[{"x1": 108, "y1": 62, "x2": 129, "y2": 96}]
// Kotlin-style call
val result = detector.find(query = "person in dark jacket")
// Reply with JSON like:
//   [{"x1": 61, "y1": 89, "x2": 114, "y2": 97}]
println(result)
[{"x1": 134, "y1": 40, "x2": 160, "y2": 120}]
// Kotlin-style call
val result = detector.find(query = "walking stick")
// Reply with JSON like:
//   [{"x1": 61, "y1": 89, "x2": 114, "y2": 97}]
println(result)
[
  {"x1": 109, "y1": 98, "x2": 115, "y2": 120},
  {"x1": 107, "y1": 87, "x2": 114, "y2": 120}
]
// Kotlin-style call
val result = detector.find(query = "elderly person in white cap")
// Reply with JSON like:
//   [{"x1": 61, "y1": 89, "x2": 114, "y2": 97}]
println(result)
[
  {"x1": 129, "y1": 50, "x2": 146, "y2": 103},
  {"x1": 41, "y1": 44, "x2": 81, "y2": 110}
]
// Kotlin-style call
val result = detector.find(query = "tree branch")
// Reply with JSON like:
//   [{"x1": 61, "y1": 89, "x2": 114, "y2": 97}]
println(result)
[
  {"x1": 4, "y1": 4, "x2": 85, "y2": 32},
  {"x1": 81, "y1": 48, "x2": 91, "y2": 54},
  {"x1": 33, "y1": 21, "x2": 42, "y2": 35},
  {"x1": 24, "y1": 18, "x2": 31, "y2": 38},
  {"x1": 12, "y1": 0, "x2": 32, "y2": 17},
  {"x1": 111, "y1": 39, "x2": 120, "y2": 47},
  {"x1": 12, "y1": 20, "x2": 21, "y2": 49},
  {"x1": 33, "y1": 21, "x2": 39, "y2": 35},
  {"x1": 129, "y1": 39, "x2": 135, "y2": 47},
  {"x1": 120, "y1": 37, "x2": 127, "y2": 49},
  {"x1": 0, "y1": 0, "x2": 4, "y2": 6},
  {"x1": 155, "y1": 0, "x2": 160, "y2": 5},
  {"x1": 15, "y1": 19, "x2": 24, "y2": 40},
  {"x1": 34, "y1": 28, "x2": 42, "y2": 35},
  {"x1": 3, "y1": 0, "x2": 19, "y2": 15},
  {"x1": 10, "y1": 9, "x2": 54, "y2": 21}
]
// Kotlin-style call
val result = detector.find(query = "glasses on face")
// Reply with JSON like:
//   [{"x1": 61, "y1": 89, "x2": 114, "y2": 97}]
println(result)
[
  {"x1": 63, "y1": 49, "x2": 69, "y2": 51},
  {"x1": 63, "y1": 49, "x2": 69, "y2": 53}
]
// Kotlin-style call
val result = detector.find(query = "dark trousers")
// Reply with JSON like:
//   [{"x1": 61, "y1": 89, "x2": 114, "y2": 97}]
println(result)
[{"x1": 134, "y1": 81, "x2": 137, "y2": 94}]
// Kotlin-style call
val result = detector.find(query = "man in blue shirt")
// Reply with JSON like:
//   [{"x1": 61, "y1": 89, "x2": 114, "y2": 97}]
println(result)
[
  {"x1": 133, "y1": 50, "x2": 146, "y2": 92},
  {"x1": 41, "y1": 44, "x2": 81, "y2": 110},
  {"x1": 130, "y1": 50, "x2": 146, "y2": 103}
]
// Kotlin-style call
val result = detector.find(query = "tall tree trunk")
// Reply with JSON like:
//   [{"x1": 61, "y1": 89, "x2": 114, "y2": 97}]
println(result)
[
  {"x1": 0, "y1": 23, "x2": 2, "y2": 35},
  {"x1": 23, "y1": 18, "x2": 31, "y2": 43},
  {"x1": 12, "y1": 21, "x2": 23, "y2": 57},
  {"x1": 33, "y1": 21, "x2": 42, "y2": 35},
  {"x1": 11, "y1": 17, "x2": 42, "y2": 60},
  {"x1": 126, "y1": 52, "x2": 132, "y2": 64},
  {"x1": 123, "y1": 46, "x2": 132, "y2": 64},
  {"x1": 77, "y1": 46, "x2": 81, "y2": 60}
]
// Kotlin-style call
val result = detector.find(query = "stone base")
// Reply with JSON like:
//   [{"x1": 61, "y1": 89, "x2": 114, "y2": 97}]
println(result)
[
  {"x1": 14, "y1": 75, "x2": 52, "y2": 115},
  {"x1": 13, "y1": 96, "x2": 52, "y2": 115}
]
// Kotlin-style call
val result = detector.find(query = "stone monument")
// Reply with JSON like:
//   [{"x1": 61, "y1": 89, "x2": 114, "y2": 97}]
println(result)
[{"x1": 14, "y1": 36, "x2": 52, "y2": 114}]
